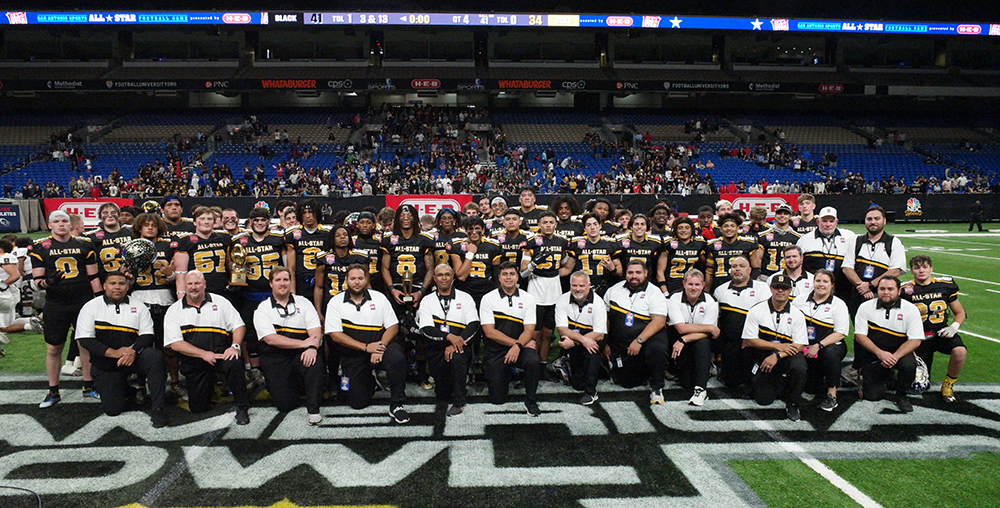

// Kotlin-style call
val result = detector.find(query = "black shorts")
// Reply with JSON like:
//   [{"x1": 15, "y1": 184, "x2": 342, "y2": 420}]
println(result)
[
  {"x1": 43, "y1": 298, "x2": 89, "y2": 346},
  {"x1": 919, "y1": 333, "x2": 966, "y2": 355},
  {"x1": 536, "y1": 304, "x2": 556, "y2": 331}
]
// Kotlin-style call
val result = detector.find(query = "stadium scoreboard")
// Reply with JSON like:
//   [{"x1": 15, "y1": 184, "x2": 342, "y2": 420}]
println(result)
[{"x1": 3, "y1": 10, "x2": 1000, "y2": 36}]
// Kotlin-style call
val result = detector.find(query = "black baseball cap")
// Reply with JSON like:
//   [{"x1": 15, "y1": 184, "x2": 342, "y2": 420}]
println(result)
[{"x1": 770, "y1": 274, "x2": 793, "y2": 289}]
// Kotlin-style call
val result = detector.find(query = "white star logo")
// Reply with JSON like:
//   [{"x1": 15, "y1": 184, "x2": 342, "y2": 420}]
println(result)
[
  {"x1": 670, "y1": 16, "x2": 682, "y2": 28},
  {"x1": 751, "y1": 18, "x2": 764, "y2": 30}
]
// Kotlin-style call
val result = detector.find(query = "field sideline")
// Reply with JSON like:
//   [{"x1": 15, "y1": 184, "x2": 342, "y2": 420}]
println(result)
[{"x1": 0, "y1": 222, "x2": 997, "y2": 508}]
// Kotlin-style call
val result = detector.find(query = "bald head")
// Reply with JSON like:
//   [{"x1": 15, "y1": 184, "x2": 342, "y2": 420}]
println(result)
[{"x1": 184, "y1": 271, "x2": 207, "y2": 302}]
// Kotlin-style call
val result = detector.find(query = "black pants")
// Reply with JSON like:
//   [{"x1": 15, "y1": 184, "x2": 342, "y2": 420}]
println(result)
[
  {"x1": 425, "y1": 339, "x2": 470, "y2": 407},
  {"x1": 179, "y1": 355, "x2": 249, "y2": 413},
  {"x1": 805, "y1": 341, "x2": 848, "y2": 394},
  {"x1": 859, "y1": 355, "x2": 917, "y2": 401},
  {"x1": 259, "y1": 352, "x2": 326, "y2": 414},
  {"x1": 673, "y1": 337, "x2": 713, "y2": 389},
  {"x1": 90, "y1": 348, "x2": 166, "y2": 416},
  {"x1": 609, "y1": 333, "x2": 669, "y2": 390},
  {"x1": 750, "y1": 351, "x2": 807, "y2": 406},
  {"x1": 339, "y1": 340, "x2": 406, "y2": 409},
  {"x1": 483, "y1": 342, "x2": 540, "y2": 404},
  {"x1": 568, "y1": 340, "x2": 604, "y2": 396},
  {"x1": 718, "y1": 336, "x2": 752, "y2": 388},
  {"x1": 970, "y1": 214, "x2": 983, "y2": 231}
]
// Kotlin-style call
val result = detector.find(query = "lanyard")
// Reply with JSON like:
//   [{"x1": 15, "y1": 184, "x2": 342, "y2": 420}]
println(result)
[{"x1": 438, "y1": 293, "x2": 452, "y2": 322}]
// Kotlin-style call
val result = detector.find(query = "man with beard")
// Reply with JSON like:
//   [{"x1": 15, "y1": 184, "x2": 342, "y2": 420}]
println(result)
[
  {"x1": 604, "y1": 260, "x2": 670, "y2": 404},
  {"x1": 712, "y1": 256, "x2": 769, "y2": 390},
  {"x1": 771, "y1": 246, "x2": 813, "y2": 301},
  {"x1": 285, "y1": 201, "x2": 330, "y2": 299},
  {"x1": 707, "y1": 214, "x2": 759, "y2": 291},
  {"x1": 842, "y1": 206, "x2": 907, "y2": 317},
  {"x1": 172, "y1": 206, "x2": 233, "y2": 295},
  {"x1": 555, "y1": 271, "x2": 607, "y2": 405},
  {"x1": 563, "y1": 213, "x2": 621, "y2": 297},
  {"x1": 326, "y1": 264, "x2": 408, "y2": 422},
  {"x1": 753, "y1": 204, "x2": 801, "y2": 279},
  {"x1": 853, "y1": 276, "x2": 924, "y2": 413},
  {"x1": 417, "y1": 263, "x2": 480, "y2": 416},
  {"x1": 796, "y1": 207, "x2": 856, "y2": 303},
  {"x1": 742, "y1": 274, "x2": 808, "y2": 421},
  {"x1": 657, "y1": 217, "x2": 712, "y2": 295},
  {"x1": 255, "y1": 266, "x2": 325, "y2": 425}
]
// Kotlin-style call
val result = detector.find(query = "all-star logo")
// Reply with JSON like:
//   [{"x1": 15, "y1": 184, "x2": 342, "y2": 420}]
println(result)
[
  {"x1": 622, "y1": 239, "x2": 631, "y2": 248},
  {"x1": 390, "y1": 236, "x2": 399, "y2": 245},
  {"x1": 293, "y1": 230, "x2": 301, "y2": 240},
  {"x1": 189, "y1": 235, "x2": 198, "y2": 244},
  {"x1": 240, "y1": 237, "x2": 248, "y2": 246},
  {"x1": 535, "y1": 237, "x2": 544, "y2": 246},
  {"x1": 578, "y1": 239, "x2": 587, "y2": 249},
  {"x1": 498, "y1": 234, "x2": 506, "y2": 243},
  {"x1": 766, "y1": 234, "x2": 773, "y2": 241},
  {"x1": 905, "y1": 286, "x2": 914, "y2": 294},
  {"x1": 670, "y1": 241, "x2": 678, "y2": 249},
  {"x1": 95, "y1": 231, "x2": 105, "y2": 239}
]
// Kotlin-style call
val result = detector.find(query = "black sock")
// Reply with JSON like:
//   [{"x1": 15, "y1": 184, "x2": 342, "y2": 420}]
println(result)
[
  {"x1": 48, "y1": 385, "x2": 59, "y2": 395},
  {"x1": 82, "y1": 381, "x2": 93, "y2": 390}
]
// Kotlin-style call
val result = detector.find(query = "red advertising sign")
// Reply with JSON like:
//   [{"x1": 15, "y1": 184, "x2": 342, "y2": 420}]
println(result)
[
  {"x1": 43, "y1": 198, "x2": 134, "y2": 227},
  {"x1": 720, "y1": 194, "x2": 799, "y2": 219},
  {"x1": 384, "y1": 194, "x2": 472, "y2": 218}
]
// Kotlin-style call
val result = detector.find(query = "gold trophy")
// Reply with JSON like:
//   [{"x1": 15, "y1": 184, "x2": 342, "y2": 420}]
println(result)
[
  {"x1": 401, "y1": 266, "x2": 414, "y2": 305},
  {"x1": 229, "y1": 244, "x2": 248, "y2": 286}
]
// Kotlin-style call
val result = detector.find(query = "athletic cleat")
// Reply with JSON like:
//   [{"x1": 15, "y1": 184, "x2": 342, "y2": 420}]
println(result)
[
  {"x1": 552, "y1": 356, "x2": 571, "y2": 385},
  {"x1": 525, "y1": 400, "x2": 541, "y2": 417},
  {"x1": 650, "y1": 388, "x2": 665, "y2": 405},
  {"x1": 308, "y1": 413, "x2": 323, "y2": 426},
  {"x1": 134, "y1": 387, "x2": 148, "y2": 406},
  {"x1": 579, "y1": 393, "x2": 599, "y2": 406},
  {"x1": 389, "y1": 405, "x2": 410, "y2": 424},
  {"x1": 60, "y1": 361, "x2": 80, "y2": 376},
  {"x1": 29, "y1": 317, "x2": 44, "y2": 334},
  {"x1": 689, "y1": 387, "x2": 708, "y2": 406},
  {"x1": 941, "y1": 376, "x2": 957, "y2": 402},
  {"x1": 819, "y1": 394, "x2": 839, "y2": 412},
  {"x1": 786, "y1": 404, "x2": 801, "y2": 422},
  {"x1": 39, "y1": 392, "x2": 60, "y2": 408},
  {"x1": 235, "y1": 407, "x2": 251, "y2": 425},
  {"x1": 171, "y1": 382, "x2": 189, "y2": 401},
  {"x1": 151, "y1": 409, "x2": 168, "y2": 428},
  {"x1": 82, "y1": 387, "x2": 100, "y2": 399},
  {"x1": 895, "y1": 395, "x2": 914, "y2": 413},
  {"x1": 420, "y1": 377, "x2": 435, "y2": 390},
  {"x1": 446, "y1": 404, "x2": 466, "y2": 417},
  {"x1": 0, "y1": 332, "x2": 9, "y2": 344}
]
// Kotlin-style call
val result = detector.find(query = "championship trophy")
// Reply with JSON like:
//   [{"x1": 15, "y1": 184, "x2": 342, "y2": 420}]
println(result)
[
  {"x1": 401, "y1": 266, "x2": 415, "y2": 305},
  {"x1": 120, "y1": 238, "x2": 156, "y2": 278},
  {"x1": 229, "y1": 244, "x2": 248, "y2": 286}
]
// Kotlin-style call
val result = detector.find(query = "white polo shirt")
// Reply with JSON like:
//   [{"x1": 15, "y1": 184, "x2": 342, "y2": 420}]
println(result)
[
  {"x1": 742, "y1": 299, "x2": 808, "y2": 346},
  {"x1": 479, "y1": 287, "x2": 536, "y2": 342},
  {"x1": 163, "y1": 293, "x2": 244, "y2": 353},
  {"x1": 416, "y1": 288, "x2": 480, "y2": 342},
  {"x1": 843, "y1": 233, "x2": 907, "y2": 282},
  {"x1": 325, "y1": 289, "x2": 398, "y2": 344},
  {"x1": 792, "y1": 293, "x2": 850, "y2": 345},
  {"x1": 854, "y1": 297, "x2": 924, "y2": 350},
  {"x1": 667, "y1": 291, "x2": 719, "y2": 328},
  {"x1": 554, "y1": 290, "x2": 608, "y2": 335},
  {"x1": 253, "y1": 294, "x2": 322, "y2": 355}
]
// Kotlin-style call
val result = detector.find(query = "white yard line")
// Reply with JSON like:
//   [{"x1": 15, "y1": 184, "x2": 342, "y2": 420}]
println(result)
[
  {"x1": 894, "y1": 232, "x2": 1000, "y2": 239},
  {"x1": 718, "y1": 397, "x2": 884, "y2": 508},
  {"x1": 961, "y1": 330, "x2": 1000, "y2": 345},
  {"x1": 986, "y1": 289, "x2": 1000, "y2": 294},
  {"x1": 904, "y1": 237, "x2": 1000, "y2": 247},
  {"x1": 907, "y1": 247, "x2": 998, "y2": 261},
  {"x1": 933, "y1": 272, "x2": 1000, "y2": 287}
]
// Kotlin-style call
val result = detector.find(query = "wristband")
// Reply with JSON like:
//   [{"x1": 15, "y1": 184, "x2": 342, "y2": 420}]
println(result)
[
  {"x1": 514, "y1": 342, "x2": 524, "y2": 350},
  {"x1": 465, "y1": 251, "x2": 475, "y2": 261},
  {"x1": 307, "y1": 345, "x2": 318, "y2": 351},
  {"x1": 773, "y1": 351, "x2": 781, "y2": 360},
  {"x1": 818, "y1": 343, "x2": 825, "y2": 349}
]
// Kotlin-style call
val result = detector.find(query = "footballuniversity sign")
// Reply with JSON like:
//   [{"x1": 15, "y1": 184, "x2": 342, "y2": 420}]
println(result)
[{"x1": 1, "y1": 379, "x2": 999, "y2": 507}]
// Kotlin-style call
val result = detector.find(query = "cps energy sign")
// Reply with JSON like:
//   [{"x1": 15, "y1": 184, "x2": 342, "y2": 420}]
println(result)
[
  {"x1": 43, "y1": 198, "x2": 134, "y2": 227},
  {"x1": 385, "y1": 194, "x2": 471, "y2": 217}
]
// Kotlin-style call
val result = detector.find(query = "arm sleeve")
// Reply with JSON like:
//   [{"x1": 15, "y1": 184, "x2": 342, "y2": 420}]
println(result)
[
  {"x1": 905, "y1": 304, "x2": 926, "y2": 341},
  {"x1": 77, "y1": 338, "x2": 109, "y2": 358},
  {"x1": 460, "y1": 321, "x2": 481, "y2": 342},
  {"x1": 889, "y1": 238, "x2": 907, "y2": 273},
  {"x1": 74, "y1": 300, "x2": 97, "y2": 341},
  {"x1": 299, "y1": 295, "x2": 322, "y2": 330},
  {"x1": 790, "y1": 310, "x2": 809, "y2": 345},
  {"x1": 222, "y1": 298, "x2": 245, "y2": 331},
  {"x1": 704, "y1": 299, "x2": 720, "y2": 325},
  {"x1": 380, "y1": 293, "x2": 399, "y2": 328},
  {"x1": 523, "y1": 296, "x2": 537, "y2": 327},
  {"x1": 416, "y1": 296, "x2": 435, "y2": 330},
  {"x1": 832, "y1": 299, "x2": 851, "y2": 336},
  {"x1": 842, "y1": 241, "x2": 856, "y2": 269},
  {"x1": 666, "y1": 298, "x2": 684, "y2": 326},
  {"x1": 646, "y1": 287, "x2": 669, "y2": 317},
  {"x1": 135, "y1": 304, "x2": 155, "y2": 351},
  {"x1": 854, "y1": 304, "x2": 870, "y2": 336}
]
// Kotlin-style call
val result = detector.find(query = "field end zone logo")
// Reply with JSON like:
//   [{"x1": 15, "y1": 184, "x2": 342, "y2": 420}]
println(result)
[{"x1": 1, "y1": 380, "x2": 1000, "y2": 506}]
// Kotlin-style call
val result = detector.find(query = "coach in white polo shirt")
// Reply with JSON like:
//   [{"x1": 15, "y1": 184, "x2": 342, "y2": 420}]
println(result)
[
  {"x1": 417, "y1": 263, "x2": 480, "y2": 417},
  {"x1": 853, "y1": 276, "x2": 925, "y2": 413},
  {"x1": 797, "y1": 206, "x2": 855, "y2": 302},
  {"x1": 604, "y1": 259, "x2": 670, "y2": 405},
  {"x1": 742, "y1": 274, "x2": 809, "y2": 421},
  {"x1": 667, "y1": 269, "x2": 720, "y2": 407},
  {"x1": 163, "y1": 271, "x2": 250, "y2": 424},
  {"x1": 325, "y1": 264, "x2": 408, "y2": 423},
  {"x1": 842, "y1": 206, "x2": 907, "y2": 316},
  {"x1": 555, "y1": 271, "x2": 608, "y2": 405},
  {"x1": 480, "y1": 261, "x2": 541, "y2": 416},
  {"x1": 254, "y1": 266, "x2": 325, "y2": 425}
]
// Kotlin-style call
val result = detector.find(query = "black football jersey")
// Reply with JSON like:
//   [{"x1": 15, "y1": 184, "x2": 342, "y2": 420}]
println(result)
[
  {"x1": 615, "y1": 234, "x2": 662, "y2": 273},
  {"x1": 792, "y1": 216, "x2": 818, "y2": 235},
  {"x1": 493, "y1": 230, "x2": 531, "y2": 268},
  {"x1": 284, "y1": 225, "x2": 330, "y2": 283},
  {"x1": 175, "y1": 231, "x2": 233, "y2": 294},
  {"x1": 568, "y1": 236, "x2": 621, "y2": 293},
  {"x1": 453, "y1": 237, "x2": 503, "y2": 298},
  {"x1": 318, "y1": 249, "x2": 370, "y2": 298},
  {"x1": 757, "y1": 227, "x2": 802, "y2": 276},
  {"x1": 600, "y1": 221, "x2": 621, "y2": 237},
  {"x1": 661, "y1": 237, "x2": 711, "y2": 294},
  {"x1": 165, "y1": 218, "x2": 196, "y2": 237},
  {"x1": 132, "y1": 237, "x2": 177, "y2": 292},
  {"x1": 708, "y1": 237, "x2": 758, "y2": 290},
  {"x1": 352, "y1": 233, "x2": 383, "y2": 280},
  {"x1": 234, "y1": 232, "x2": 286, "y2": 293},
  {"x1": 29, "y1": 236, "x2": 97, "y2": 302},
  {"x1": 380, "y1": 231, "x2": 434, "y2": 290},
  {"x1": 554, "y1": 219, "x2": 584, "y2": 240},
  {"x1": 521, "y1": 233, "x2": 569, "y2": 278},
  {"x1": 518, "y1": 206, "x2": 548, "y2": 232},
  {"x1": 433, "y1": 230, "x2": 467, "y2": 267},
  {"x1": 901, "y1": 277, "x2": 960, "y2": 332},
  {"x1": 86, "y1": 226, "x2": 133, "y2": 275}
]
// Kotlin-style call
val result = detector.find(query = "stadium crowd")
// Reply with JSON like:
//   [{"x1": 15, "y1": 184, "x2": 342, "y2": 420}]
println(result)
[{"x1": 3, "y1": 189, "x2": 970, "y2": 428}]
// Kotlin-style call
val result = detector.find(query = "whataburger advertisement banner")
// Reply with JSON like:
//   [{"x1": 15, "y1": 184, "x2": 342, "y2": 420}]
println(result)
[{"x1": 43, "y1": 198, "x2": 134, "y2": 227}]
